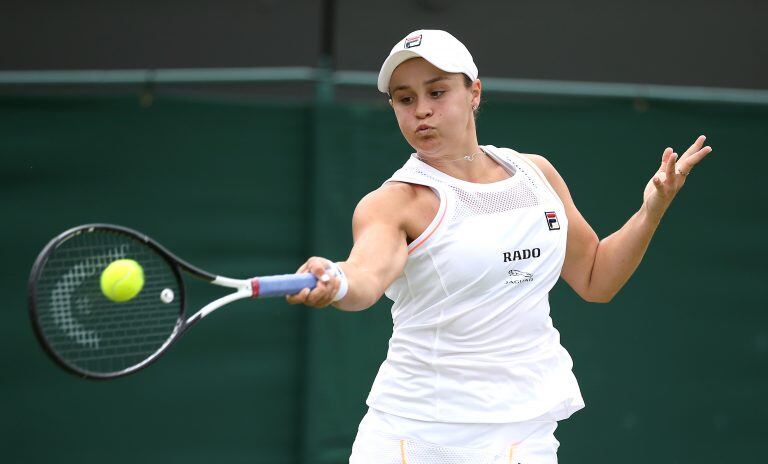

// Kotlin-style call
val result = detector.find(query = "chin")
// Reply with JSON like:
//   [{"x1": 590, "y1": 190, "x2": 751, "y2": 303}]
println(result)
[{"x1": 412, "y1": 138, "x2": 442, "y2": 155}]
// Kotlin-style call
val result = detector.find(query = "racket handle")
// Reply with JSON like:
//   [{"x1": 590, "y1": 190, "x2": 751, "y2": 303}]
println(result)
[{"x1": 252, "y1": 273, "x2": 317, "y2": 298}]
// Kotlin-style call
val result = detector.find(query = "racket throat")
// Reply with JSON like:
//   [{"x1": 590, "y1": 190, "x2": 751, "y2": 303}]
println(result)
[{"x1": 185, "y1": 276, "x2": 253, "y2": 324}]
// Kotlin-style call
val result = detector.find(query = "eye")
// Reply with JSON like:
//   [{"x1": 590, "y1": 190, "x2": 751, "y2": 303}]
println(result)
[
  {"x1": 398, "y1": 96, "x2": 413, "y2": 104},
  {"x1": 430, "y1": 90, "x2": 446, "y2": 98}
]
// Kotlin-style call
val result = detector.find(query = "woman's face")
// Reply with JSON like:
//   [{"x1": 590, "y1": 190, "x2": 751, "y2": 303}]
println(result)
[{"x1": 389, "y1": 58, "x2": 480, "y2": 156}]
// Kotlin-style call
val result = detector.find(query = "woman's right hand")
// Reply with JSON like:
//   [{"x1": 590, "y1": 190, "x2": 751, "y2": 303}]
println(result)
[
  {"x1": 285, "y1": 256, "x2": 341, "y2": 308},
  {"x1": 286, "y1": 182, "x2": 415, "y2": 311}
]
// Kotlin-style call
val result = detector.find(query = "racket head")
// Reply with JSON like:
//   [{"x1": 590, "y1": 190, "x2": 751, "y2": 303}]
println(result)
[{"x1": 28, "y1": 224, "x2": 187, "y2": 379}]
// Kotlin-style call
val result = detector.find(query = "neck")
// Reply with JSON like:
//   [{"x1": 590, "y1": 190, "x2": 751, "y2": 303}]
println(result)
[
  {"x1": 415, "y1": 130, "x2": 481, "y2": 165},
  {"x1": 417, "y1": 145, "x2": 484, "y2": 163},
  {"x1": 416, "y1": 145, "x2": 510, "y2": 184}
]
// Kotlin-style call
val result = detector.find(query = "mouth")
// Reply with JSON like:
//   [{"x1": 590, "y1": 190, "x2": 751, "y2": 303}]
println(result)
[{"x1": 416, "y1": 124, "x2": 434, "y2": 134}]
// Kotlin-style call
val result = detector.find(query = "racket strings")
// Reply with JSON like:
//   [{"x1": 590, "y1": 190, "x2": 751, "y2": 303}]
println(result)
[{"x1": 33, "y1": 230, "x2": 183, "y2": 375}]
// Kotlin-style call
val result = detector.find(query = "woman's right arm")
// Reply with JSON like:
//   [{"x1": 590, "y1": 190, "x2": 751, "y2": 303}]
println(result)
[{"x1": 285, "y1": 183, "x2": 412, "y2": 311}]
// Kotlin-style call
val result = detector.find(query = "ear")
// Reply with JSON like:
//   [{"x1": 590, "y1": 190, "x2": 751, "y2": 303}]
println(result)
[{"x1": 471, "y1": 79, "x2": 482, "y2": 108}]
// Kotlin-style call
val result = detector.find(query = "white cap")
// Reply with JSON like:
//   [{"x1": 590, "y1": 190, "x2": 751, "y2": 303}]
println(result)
[{"x1": 377, "y1": 29, "x2": 478, "y2": 94}]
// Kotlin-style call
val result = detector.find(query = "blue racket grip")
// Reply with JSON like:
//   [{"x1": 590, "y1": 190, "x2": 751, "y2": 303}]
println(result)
[{"x1": 252, "y1": 273, "x2": 318, "y2": 298}]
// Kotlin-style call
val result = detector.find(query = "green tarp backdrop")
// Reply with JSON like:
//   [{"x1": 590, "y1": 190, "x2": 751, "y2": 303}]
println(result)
[{"x1": 1, "y1": 92, "x2": 766, "y2": 463}]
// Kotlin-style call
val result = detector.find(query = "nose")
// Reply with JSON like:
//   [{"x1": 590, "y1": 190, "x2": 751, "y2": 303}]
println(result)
[{"x1": 414, "y1": 98, "x2": 432, "y2": 119}]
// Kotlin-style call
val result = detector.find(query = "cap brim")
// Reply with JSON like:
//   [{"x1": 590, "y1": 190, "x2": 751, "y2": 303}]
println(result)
[{"x1": 377, "y1": 50, "x2": 421, "y2": 93}]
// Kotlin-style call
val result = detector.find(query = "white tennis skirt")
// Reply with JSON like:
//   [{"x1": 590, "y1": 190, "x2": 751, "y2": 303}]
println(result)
[{"x1": 349, "y1": 408, "x2": 560, "y2": 464}]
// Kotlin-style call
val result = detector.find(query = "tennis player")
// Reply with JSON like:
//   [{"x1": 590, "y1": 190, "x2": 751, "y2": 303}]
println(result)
[{"x1": 287, "y1": 29, "x2": 712, "y2": 463}]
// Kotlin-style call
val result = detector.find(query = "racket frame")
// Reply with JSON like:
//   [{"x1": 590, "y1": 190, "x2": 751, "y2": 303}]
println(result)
[{"x1": 27, "y1": 223, "x2": 310, "y2": 380}]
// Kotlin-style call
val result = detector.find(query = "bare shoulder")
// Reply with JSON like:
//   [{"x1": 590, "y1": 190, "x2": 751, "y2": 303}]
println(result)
[
  {"x1": 518, "y1": 152, "x2": 568, "y2": 185},
  {"x1": 354, "y1": 182, "x2": 423, "y2": 226},
  {"x1": 518, "y1": 152, "x2": 557, "y2": 176},
  {"x1": 357, "y1": 181, "x2": 418, "y2": 210},
  {"x1": 516, "y1": 152, "x2": 574, "y2": 206},
  {"x1": 353, "y1": 182, "x2": 437, "y2": 242}
]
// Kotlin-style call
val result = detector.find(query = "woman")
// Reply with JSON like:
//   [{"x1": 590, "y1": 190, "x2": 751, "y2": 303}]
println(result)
[{"x1": 287, "y1": 29, "x2": 712, "y2": 463}]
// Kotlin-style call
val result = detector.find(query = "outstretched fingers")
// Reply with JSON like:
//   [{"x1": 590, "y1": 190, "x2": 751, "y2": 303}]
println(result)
[
  {"x1": 658, "y1": 147, "x2": 674, "y2": 172},
  {"x1": 676, "y1": 135, "x2": 713, "y2": 175},
  {"x1": 665, "y1": 150, "x2": 680, "y2": 188},
  {"x1": 678, "y1": 145, "x2": 713, "y2": 175},
  {"x1": 653, "y1": 148, "x2": 674, "y2": 189},
  {"x1": 680, "y1": 135, "x2": 707, "y2": 160},
  {"x1": 646, "y1": 135, "x2": 714, "y2": 218}
]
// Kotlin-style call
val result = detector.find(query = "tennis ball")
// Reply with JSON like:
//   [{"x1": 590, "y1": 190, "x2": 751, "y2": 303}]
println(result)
[{"x1": 100, "y1": 259, "x2": 144, "y2": 302}]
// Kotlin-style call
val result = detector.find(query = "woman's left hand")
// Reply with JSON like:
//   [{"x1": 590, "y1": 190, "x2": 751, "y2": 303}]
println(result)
[{"x1": 643, "y1": 135, "x2": 713, "y2": 221}]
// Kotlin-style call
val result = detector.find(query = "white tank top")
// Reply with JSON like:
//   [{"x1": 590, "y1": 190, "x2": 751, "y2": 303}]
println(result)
[{"x1": 366, "y1": 145, "x2": 584, "y2": 423}]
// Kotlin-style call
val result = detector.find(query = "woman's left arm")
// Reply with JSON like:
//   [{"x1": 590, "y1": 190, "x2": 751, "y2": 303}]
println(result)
[{"x1": 530, "y1": 135, "x2": 713, "y2": 303}]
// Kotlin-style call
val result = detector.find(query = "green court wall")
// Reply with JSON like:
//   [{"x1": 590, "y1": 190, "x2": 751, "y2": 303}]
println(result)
[{"x1": 1, "y1": 93, "x2": 765, "y2": 463}]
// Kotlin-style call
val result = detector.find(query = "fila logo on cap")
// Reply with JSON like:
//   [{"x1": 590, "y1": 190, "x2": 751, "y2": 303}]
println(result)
[
  {"x1": 545, "y1": 211, "x2": 560, "y2": 230},
  {"x1": 404, "y1": 34, "x2": 422, "y2": 48}
]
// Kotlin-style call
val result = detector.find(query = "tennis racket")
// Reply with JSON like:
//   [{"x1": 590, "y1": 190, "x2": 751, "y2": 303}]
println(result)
[{"x1": 27, "y1": 223, "x2": 319, "y2": 380}]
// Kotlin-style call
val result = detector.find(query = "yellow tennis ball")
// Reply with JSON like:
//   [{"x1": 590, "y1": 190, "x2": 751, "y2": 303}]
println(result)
[{"x1": 100, "y1": 259, "x2": 145, "y2": 302}]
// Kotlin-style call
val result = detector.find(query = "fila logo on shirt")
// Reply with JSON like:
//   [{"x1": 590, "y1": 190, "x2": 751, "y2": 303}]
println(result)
[
  {"x1": 545, "y1": 211, "x2": 561, "y2": 230},
  {"x1": 405, "y1": 34, "x2": 422, "y2": 48},
  {"x1": 503, "y1": 248, "x2": 541, "y2": 262}
]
